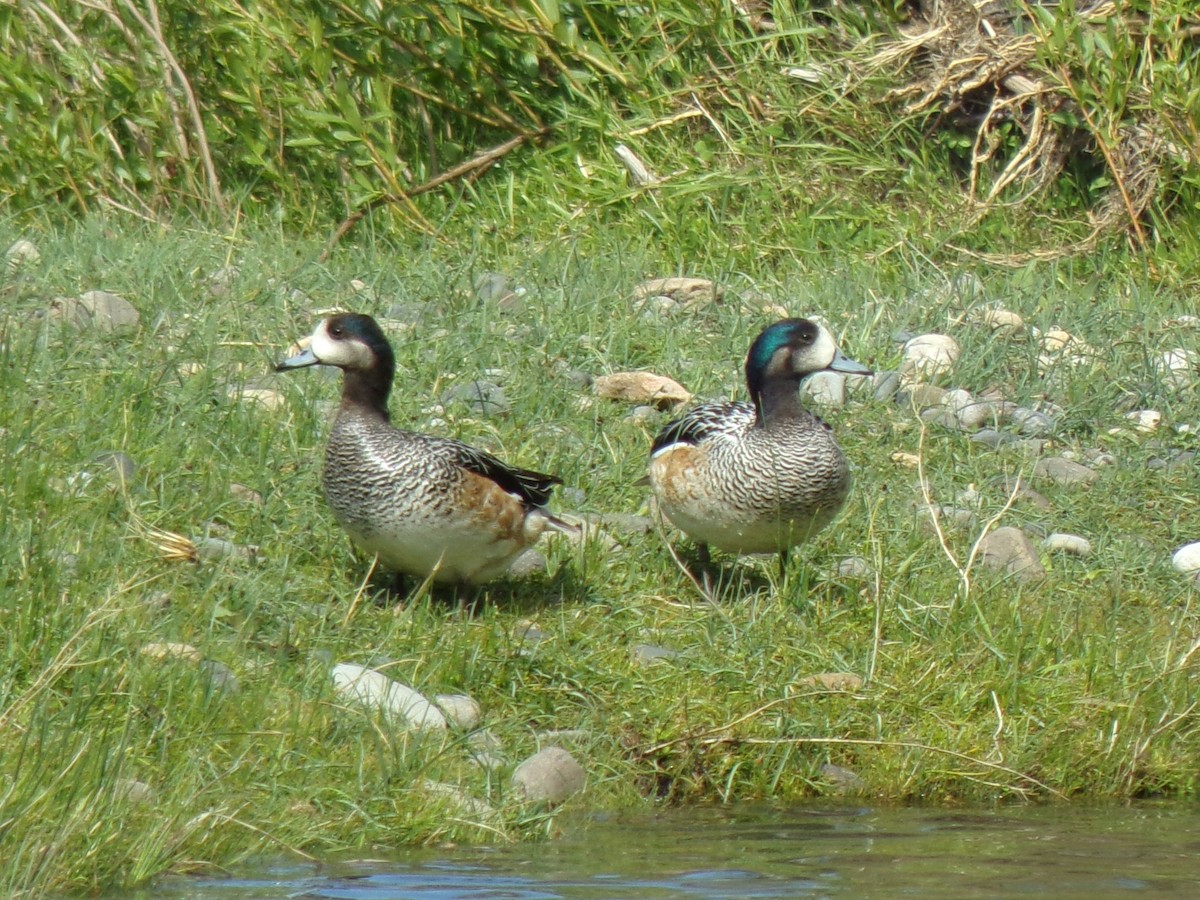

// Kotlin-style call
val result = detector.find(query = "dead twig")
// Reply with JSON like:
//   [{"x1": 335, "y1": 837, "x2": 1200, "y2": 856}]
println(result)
[{"x1": 321, "y1": 129, "x2": 548, "y2": 260}]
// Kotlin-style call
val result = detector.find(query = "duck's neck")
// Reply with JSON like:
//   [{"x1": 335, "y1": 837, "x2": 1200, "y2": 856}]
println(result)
[
  {"x1": 341, "y1": 367, "x2": 392, "y2": 422},
  {"x1": 752, "y1": 376, "x2": 806, "y2": 428}
]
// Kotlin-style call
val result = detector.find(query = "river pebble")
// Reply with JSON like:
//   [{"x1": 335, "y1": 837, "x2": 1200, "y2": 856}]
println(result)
[
  {"x1": 872, "y1": 371, "x2": 901, "y2": 401},
  {"x1": 1011, "y1": 407, "x2": 1057, "y2": 436},
  {"x1": 1042, "y1": 533, "x2": 1092, "y2": 557},
  {"x1": 819, "y1": 763, "x2": 865, "y2": 794},
  {"x1": 507, "y1": 548, "x2": 547, "y2": 579},
  {"x1": 802, "y1": 372, "x2": 847, "y2": 407},
  {"x1": 978, "y1": 527, "x2": 1046, "y2": 582},
  {"x1": 632, "y1": 643, "x2": 678, "y2": 666},
  {"x1": 330, "y1": 663, "x2": 447, "y2": 731},
  {"x1": 1033, "y1": 457, "x2": 1099, "y2": 487},
  {"x1": 420, "y1": 780, "x2": 497, "y2": 820},
  {"x1": 971, "y1": 428, "x2": 1018, "y2": 449},
  {"x1": 1171, "y1": 543, "x2": 1200, "y2": 576},
  {"x1": 916, "y1": 503, "x2": 976, "y2": 533},
  {"x1": 1124, "y1": 409, "x2": 1162, "y2": 433},
  {"x1": 434, "y1": 693, "x2": 482, "y2": 730},
  {"x1": 1159, "y1": 349, "x2": 1198, "y2": 390},
  {"x1": 441, "y1": 380, "x2": 509, "y2": 416},
  {"x1": 6, "y1": 238, "x2": 40, "y2": 271},
  {"x1": 974, "y1": 307, "x2": 1025, "y2": 337},
  {"x1": 901, "y1": 333, "x2": 959, "y2": 383},
  {"x1": 114, "y1": 778, "x2": 156, "y2": 806},
  {"x1": 837, "y1": 556, "x2": 873, "y2": 580},
  {"x1": 511, "y1": 747, "x2": 586, "y2": 805}
]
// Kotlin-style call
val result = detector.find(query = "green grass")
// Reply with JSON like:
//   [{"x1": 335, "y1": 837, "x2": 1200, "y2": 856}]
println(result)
[{"x1": 2, "y1": 217, "x2": 1200, "y2": 895}]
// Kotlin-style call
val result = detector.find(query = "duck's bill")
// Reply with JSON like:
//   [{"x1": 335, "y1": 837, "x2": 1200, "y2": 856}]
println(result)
[
  {"x1": 275, "y1": 348, "x2": 320, "y2": 371},
  {"x1": 829, "y1": 350, "x2": 872, "y2": 377}
]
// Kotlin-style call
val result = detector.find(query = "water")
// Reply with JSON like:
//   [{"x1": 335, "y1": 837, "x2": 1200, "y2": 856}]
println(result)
[{"x1": 142, "y1": 803, "x2": 1200, "y2": 899}]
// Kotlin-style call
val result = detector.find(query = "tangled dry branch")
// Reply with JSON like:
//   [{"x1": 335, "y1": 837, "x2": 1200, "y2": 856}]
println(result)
[{"x1": 866, "y1": 0, "x2": 1193, "y2": 260}]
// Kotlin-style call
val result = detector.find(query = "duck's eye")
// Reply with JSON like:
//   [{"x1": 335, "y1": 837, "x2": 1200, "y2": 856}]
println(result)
[{"x1": 331, "y1": 325, "x2": 343, "y2": 336}]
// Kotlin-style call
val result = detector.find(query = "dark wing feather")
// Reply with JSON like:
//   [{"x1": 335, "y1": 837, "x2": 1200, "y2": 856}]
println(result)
[
  {"x1": 650, "y1": 401, "x2": 756, "y2": 455},
  {"x1": 433, "y1": 436, "x2": 562, "y2": 507}
]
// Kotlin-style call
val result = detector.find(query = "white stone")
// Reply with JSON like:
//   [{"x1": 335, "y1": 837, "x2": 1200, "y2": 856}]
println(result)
[
  {"x1": 1037, "y1": 329, "x2": 1094, "y2": 373},
  {"x1": 331, "y1": 663, "x2": 447, "y2": 731},
  {"x1": 837, "y1": 557, "x2": 873, "y2": 579},
  {"x1": 5, "y1": 238, "x2": 40, "y2": 271},
  {"x1": 1125, "y1": 409, "x2": 1162, "y2": 433},
  {"x1": 1159, "y1": 349, "x2": 1198, "y2": 390},
  {"x1": 802, "y1": 371, "x2": 846, "y2": 406},
  {"x1": 1042, "y1": 533, "x2": 1092, "y2": 557},
  {"x1": 1171, "y1": 542, "x2": 1200, "y2": 575},
  {"x1": 981, "y1": 308, "x2": 1024, "y2": 336},
  {"x1": 434, "y1": 693, "x2": 482, "y2": 730},
  {"x1": 900, "y1": 334, "x2": 959, "y2": 383}
]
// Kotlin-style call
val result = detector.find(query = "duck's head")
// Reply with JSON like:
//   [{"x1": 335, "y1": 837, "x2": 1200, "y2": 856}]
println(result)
[
  {"x1": 745, "y1": 318, "x2": 871, "y2": 413},
  {"x1": 276, "y1": 313, "x2": 396, "y2": 412}
]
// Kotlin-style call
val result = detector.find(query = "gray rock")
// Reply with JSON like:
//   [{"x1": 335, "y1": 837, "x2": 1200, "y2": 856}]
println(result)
[
  {"x1": 330, "y1": 663, "x2": 447, "y2": 731},
  {"x1": 511, "y1": 747, "x2": 586, "y2": 805},
  {"x1": 906, "y1": 383, "x2": 949, "y2": 409},
  {"x1": 837, "y1": 556, "x2": 873, "y2": 579},
  {"x1": 6, "y1": 238, "x2": 41, "y2": 271},
  {"x1": 595, "y1": 513, "x2": 655, "y2": 535},
  {"x1": 919, "y1": 407, "x2": 961, "y2": 430},
  {"x1": 971, "y1": 428, "x2": 1018, "y2": 449},
  {"x1": 200, "y1": 659, "x2": 240, "y2": 695},
  {"x1": 114, "y1": 778, "x2": 155, "y2": 806},
  {"x1": 1011, "y1": 407, "x2": 1057, "y2": 437},
  {"x1": 92, "y1": 450, "x2": 137, "y2": 484},
  {"x1": 561, "y1": 486, "x2": 587, "y2": 506},
  {"x1": 991, "y1": 476, "x2": 1052, "y2": 511},
  {"x1": 193, "y1": 536, "x2": 256, "y2": 561},
  {"x1": 626, "y1": 405, "x2": 659, "y2": 425},
  {"x1": 802, "y1": 372, "x2": 846, "y2": 407},
  {"x1": 441, "y1": 380, "x2": 509, "y2": 416},
  {"x1": 1082, "y1": 448, "x2": 1118, "y2": 467},
  {"x1": 206, "y1": 266, "x2": 239, "y2": 298},
  {"x1": 956, "y1": 399, "x2": 1013, "y2": 431},
  {"x1": 1033, "y1": 457, "x2": 1099, "y2": 487},
  {"x1": 77, "y1": 290, "x2": 141, "y2": 332},
  {"x1": 978, "y1": 527, "x2": 1046, "y2": 582},
  {"x1": 872, "y1": 371, "x2": 902, "y2": 402},
  {"x1": 516, "y1": 621, "x2": 548, "y2": 654},
  {"x1": 631, "y1": 643, "x2": 678, "y2": 666},
  {"x1": 819, "y1": 763, "x2": 865, "y2": 794},
  {"x1": 474, "y1": 272, "x2": 511, "y2": 302},
  {"x1": 419, "y1": 780, "x2": 497, "y2": 820},
  {"x1": 507, "y1": 549, "x2": 547, "y2": 579},
  {"x1": 917, "y1": 503, "x2": 976, "y2": 533},
  {"x1": 434, "y1": 693, "x2": 482, "y2": 729}
]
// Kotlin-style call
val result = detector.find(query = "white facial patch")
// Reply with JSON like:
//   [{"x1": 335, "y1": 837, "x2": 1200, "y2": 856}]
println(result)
[
  {"x1": 311, "y1": 320, "x2": 374, "y2": 369},
  {"x1": 807, "y1": 323, "x2": 838, "y2": 371}
]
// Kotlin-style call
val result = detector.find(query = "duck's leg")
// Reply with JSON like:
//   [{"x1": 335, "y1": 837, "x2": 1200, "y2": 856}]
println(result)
[{"x1": 696, "y1": 543, "x2": 716, "y2": 599}]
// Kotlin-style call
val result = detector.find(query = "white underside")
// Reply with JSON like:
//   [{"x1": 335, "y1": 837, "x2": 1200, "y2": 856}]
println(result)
[{"x1": 345, "y1": 513, "x2": 545, "y2": 584}]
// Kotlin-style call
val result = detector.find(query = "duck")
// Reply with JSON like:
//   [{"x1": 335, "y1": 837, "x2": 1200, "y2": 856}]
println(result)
[
  {"x1": 647, "y1": 317, "x2": 871, "y2": 578},
  {"x1": 276, "y1": 312, "x2": 575, "y2": 586}
]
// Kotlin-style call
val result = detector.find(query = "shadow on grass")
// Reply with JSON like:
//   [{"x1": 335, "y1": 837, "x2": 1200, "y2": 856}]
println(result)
[{"x1": 361, "y1": 559, "x2": 596, "y2": 615}]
